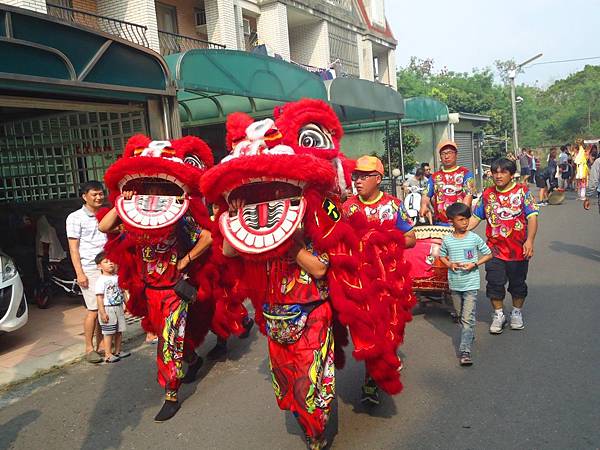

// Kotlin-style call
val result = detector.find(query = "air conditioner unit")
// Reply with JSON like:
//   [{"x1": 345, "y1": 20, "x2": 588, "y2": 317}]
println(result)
[{"x1": 243, "y1": 18, "x2": 251, "y2": 36}]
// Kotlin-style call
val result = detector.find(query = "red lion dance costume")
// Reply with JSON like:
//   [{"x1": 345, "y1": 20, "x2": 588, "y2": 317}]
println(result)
[
  {"x1": 101, "y1": 135, "x2": 225, "y2": 421},
  {"x1": 201, "y1": 99, "x2": 414, "y2": 449}
]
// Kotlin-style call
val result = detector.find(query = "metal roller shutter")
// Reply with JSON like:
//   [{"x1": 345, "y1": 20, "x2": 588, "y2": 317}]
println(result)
[{"x1": 454, "y1": 131, "x2": 474, "y2": 175}]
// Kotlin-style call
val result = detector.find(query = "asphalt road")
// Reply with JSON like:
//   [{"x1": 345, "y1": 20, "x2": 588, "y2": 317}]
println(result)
[{"x1": 1, "y1": 193, "x2": 599, "y2": 450}]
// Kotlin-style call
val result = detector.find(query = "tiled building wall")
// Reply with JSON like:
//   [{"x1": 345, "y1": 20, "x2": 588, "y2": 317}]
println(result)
[
  {"x1": 288, "y1": 20, "x2": 329, "y2": 68},
  {"x1": 2, "y1": 0, "x2": 46, "y2": 13},
  {"x1": 386, "y1": 48, "x2": 396, "y2": 89},
  {"x1": 358, "y1": 37, "x2": 374, "y2": 81},
  {"x1": 204, "y1": 0, "x2": 238, "y2": 49},
  {"x1": 96, "y1": 0, "x2": 160, "y2": 51},
  {"x1": 72, "y1": 0, "x2": 97, "y2": 13},
  {"x1": 256, "y1": 1, "x2": 289, "y2": 60}
]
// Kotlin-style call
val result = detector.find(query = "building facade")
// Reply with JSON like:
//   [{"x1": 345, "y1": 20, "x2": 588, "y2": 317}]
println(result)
[{"x1": 3, "y1": 0, "x2": 397, "y2": 88}]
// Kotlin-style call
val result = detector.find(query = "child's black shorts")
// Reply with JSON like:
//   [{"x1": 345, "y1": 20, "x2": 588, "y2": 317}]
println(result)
[{"x1": 485, "y1": 257, "x2": 529, "y2": 300}]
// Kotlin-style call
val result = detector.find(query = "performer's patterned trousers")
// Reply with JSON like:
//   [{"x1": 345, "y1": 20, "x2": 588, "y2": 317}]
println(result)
[
  {"x1": 144, "y1": 287, "x2": 188, "y2": 393},
  {"x1": 267, "y1": 302, "x2": 335, "y2": 439}
]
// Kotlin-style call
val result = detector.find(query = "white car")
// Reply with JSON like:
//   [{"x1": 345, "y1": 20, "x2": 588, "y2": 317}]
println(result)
[{"x1": 0, "y1": 250, "x2": 28, "y2": 334}]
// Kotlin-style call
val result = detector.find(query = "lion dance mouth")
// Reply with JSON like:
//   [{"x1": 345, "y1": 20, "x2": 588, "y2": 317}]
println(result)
[
  {"x1": 104, "y1": 136, "x2": 213, "y2": 234},
  {"x1": 220, "y1": 178, "x2": 307, "y2": 254},
  {"x1": 201, "y1": 115, "x2": 338, "y2": 257}
]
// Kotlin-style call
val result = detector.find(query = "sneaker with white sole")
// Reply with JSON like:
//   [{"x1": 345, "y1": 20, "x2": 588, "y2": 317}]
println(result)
[
  {"x1": 510, "y1": 310, "x2": 525, "y2": 330},
  {"x1": 489, "y1": 312, "x2": 507, "y2": 334}
]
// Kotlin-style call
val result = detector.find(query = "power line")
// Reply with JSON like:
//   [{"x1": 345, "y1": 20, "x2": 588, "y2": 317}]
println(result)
[{"x1": 530, "y1": 56, "x2": 600, "y2": 67}]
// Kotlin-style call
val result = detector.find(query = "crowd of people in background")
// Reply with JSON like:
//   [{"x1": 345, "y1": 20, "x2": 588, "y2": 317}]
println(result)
[{"x1": 509, "y1": 141, "x2": 598, "y2": 206}]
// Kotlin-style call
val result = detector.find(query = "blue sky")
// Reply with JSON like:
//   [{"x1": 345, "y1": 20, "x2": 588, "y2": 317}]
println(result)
[{"x1": 386, "y1": 0, "x2": 600, "y2": 87}]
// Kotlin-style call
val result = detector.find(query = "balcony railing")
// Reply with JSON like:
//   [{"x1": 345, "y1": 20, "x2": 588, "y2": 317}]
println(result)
[
  {"x1": 47, "y1": 3, "x2": 149, "y2": 48},
  {"x1": 158, "y1": 30, "x2": 225, "y2": 56}
]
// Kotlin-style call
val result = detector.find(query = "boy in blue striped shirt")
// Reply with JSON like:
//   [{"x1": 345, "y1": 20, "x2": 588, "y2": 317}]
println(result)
[{"x1": 439, "y1": 203, "x2": 493, "y2": 366}]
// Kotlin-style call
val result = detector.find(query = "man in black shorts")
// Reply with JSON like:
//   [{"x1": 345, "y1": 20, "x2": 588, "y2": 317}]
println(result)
[{"x1": 470, "y1": 158, "x2": 539, "y2": 333}]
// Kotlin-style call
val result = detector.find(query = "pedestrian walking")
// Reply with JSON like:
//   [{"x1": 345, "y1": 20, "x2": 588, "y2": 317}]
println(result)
[
  {"x1": 66, "y1": 181, "x2": 108, "y2": 364},
  {"x1": 469, "y1": 158, "x2": 539, "y2": 334},
  {"x1": 583, "y1": 149, "x2": 599, "y2": 213},
  {"x1": 439, "y1": 203, "x2": 492, "y2": 366},
  {"x1": 519, "y1": 148, "x2": 531, "y2": 183},
  {"x1": 558, "y1": 145, "x2": 570, "y2": 190},
  {"x1": 535, "y1": 148, "x2": 558, "y2": 206},
  {"x1": 528, "y1": 149, "x2": 537, "y2": 183},
  {"x1": 574, "y1": 140, "x2": 589, "y2": 200},
  {"x1": 94, "y1": 252, "x2": 130, "y2": 363}
]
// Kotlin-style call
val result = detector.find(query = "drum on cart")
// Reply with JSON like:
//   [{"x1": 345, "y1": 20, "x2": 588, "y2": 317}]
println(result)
[{"x1": 405, "y1": 225, "x2": 456, "y2": 317}]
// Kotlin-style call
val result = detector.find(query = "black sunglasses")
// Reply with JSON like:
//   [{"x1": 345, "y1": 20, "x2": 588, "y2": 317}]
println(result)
[{"x1": 351, "y1": 172, "x2": 380, "y2": 182}]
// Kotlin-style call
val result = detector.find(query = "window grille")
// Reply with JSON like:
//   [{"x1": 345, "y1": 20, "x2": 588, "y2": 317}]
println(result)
[{"x1": 0, "y1": 110, "x2": 146, "y2": 203}]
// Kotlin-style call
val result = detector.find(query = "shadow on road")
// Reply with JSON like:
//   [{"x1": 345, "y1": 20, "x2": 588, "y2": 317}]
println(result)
[
  {"x1": 548, "y1": 241, "x2": 600, "y2": 262},
  {"x1": 0, "y1": 410, "x2": 41, "y2": 449}
]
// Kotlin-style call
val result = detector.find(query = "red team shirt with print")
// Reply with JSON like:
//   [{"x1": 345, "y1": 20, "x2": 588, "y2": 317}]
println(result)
[
  {"x1": 427, "y1": 166, "x2": 476, "y2": 224},
  {"x1": 473, "y1": 182, "x2": 539, "y2": 261},
  {"x1": 342, "y1": 191, "x2": 414, "y2": 232}
]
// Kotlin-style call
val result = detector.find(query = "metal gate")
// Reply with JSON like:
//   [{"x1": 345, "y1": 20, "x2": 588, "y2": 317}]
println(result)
[{"x1": 0, "y1": 110, "x2": 146, "y2": 203}]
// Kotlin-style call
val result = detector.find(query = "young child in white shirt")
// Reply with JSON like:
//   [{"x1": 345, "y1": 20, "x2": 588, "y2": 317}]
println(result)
[{"x1": 95, "y1": 252, "x2": 130, "y2": 363}]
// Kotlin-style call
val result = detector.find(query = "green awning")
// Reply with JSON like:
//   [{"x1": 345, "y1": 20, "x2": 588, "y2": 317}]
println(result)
[
  {"x1": 325, "y1": 78, "x2": 404, "y2": 124},
  {"x1": 166, "y1": 49, "x2": 328, "y2": 126},
  {"x1": 402, "y1": 96, "x2": 449, "y2": 124},
  {"x1": 0, "y1": 4, "x2": 172, "y2": 102}
]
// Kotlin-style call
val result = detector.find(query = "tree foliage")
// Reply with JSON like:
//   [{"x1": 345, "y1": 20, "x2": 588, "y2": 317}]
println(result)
[
  {"x1": 397, "y1": 58, "x2": 600, "y2": 162},
  {"x1": 379, "y1": 126, "x2": 420, "y2": 174}
]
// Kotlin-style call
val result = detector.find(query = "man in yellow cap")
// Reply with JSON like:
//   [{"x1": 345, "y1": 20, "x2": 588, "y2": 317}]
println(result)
[
  {"x1": 342, "y1": 155, "x2": 416, "y2": 405},
  {"x1": 419, "y1": 140, "x2": 476, "y2": 225}
]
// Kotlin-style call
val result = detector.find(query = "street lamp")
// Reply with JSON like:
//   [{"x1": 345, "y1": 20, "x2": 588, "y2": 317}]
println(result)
[{"x1": 509, "y1": 52, "x2": 543, "y2": 155}]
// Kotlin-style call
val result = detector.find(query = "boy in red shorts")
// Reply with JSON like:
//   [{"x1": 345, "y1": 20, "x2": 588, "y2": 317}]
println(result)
[{"x1": 469, "y1": 158, "x2": 539, "y2": 333}]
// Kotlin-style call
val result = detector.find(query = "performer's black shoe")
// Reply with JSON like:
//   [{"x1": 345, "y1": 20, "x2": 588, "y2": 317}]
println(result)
[
  {"x1": 182, "y1": 356, "x2": 204, "y2": 384},
  {"x1": 305, "y1": 435, "x2": 328, "y2": 450},
  {"x1": 239, "y1": 316, "x2": 255, "y2": 339},
  {"x1": 360, "y1": 380, "x2": 380, "y2": 406},
  {"x1": 154, "y1": 400, "x2": 180, "y2": 422},
  {"x1": 207, "y1": 339, "x2": 228, "y2": 361}
]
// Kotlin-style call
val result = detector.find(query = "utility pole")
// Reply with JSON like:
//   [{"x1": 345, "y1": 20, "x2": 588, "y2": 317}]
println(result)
[
  {"x1": 509, "y1": 70, "x2": 519, "y2": 156},
  {"x1": 509, "y1": 53, "x2": 543, "y2": 156}
]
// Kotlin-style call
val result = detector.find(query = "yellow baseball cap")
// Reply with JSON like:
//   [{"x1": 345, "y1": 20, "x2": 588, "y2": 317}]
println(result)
[
  {"x1": 355, "y1": 155, "x2": 384, "y2": 175},
  {"x1": 437, "y1": 140, "x2": 458, "y2": 153}
]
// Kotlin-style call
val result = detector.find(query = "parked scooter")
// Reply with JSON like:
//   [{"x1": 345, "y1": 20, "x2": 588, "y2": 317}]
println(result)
[{"x1": 34, "y1": 256, "x2": 82, "y2": 309}]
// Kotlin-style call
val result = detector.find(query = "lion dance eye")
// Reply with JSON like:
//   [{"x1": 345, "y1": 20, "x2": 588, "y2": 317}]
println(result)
[
  {"x1": 298, "y1": 124, "x2": 333, "y2": 149},
  {"x1": 184, "y1": 155, "x2": 206, "y2": 169}
]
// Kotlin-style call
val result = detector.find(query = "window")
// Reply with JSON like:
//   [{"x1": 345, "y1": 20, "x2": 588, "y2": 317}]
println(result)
[
  {"x1": 371, "y1": 0, "x2": 385, "y2": 27},
  {"x1": 156, "y1": 2, "x2": 177, "y2": 34},
  {"x1": 194, "y1": 8, "x2": 206, "y2": 26}
]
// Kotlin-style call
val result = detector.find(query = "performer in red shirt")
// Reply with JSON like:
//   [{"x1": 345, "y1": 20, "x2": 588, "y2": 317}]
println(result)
[
  {"x1": 343, "y1": 155, "x2": 416, "y2": 247},
  {"x1": 343, "y1": 155, "x2": 416, "y2": 405},
  {"x1": 420, "y1": 140, "x2": 476, "y2": 225},
  {"x1": 470, "y1": 157, "x2": 539, "y2": 334}
]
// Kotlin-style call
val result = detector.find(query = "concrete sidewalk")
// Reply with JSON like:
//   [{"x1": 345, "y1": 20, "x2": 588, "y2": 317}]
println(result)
[{"x1": 0, "y1": 295, "x2": 143, "y2": 389}]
